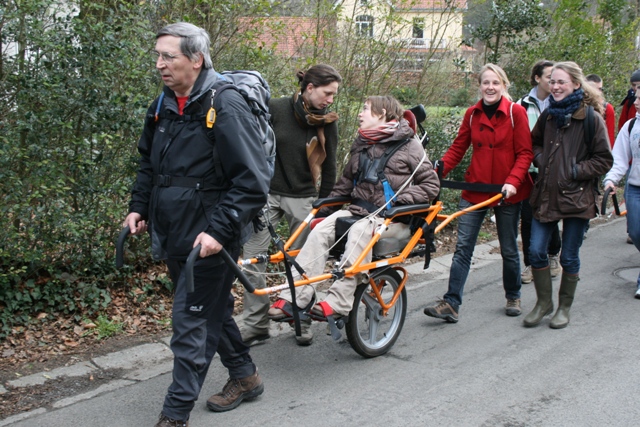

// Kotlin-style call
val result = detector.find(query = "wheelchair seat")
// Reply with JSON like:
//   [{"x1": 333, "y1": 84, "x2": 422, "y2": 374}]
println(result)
[
  {"x1": 329, "y1": 215, "x2": 412, "y2": 259},
  {"x1": 372, "y1": 222, "x2": 412, "y2": 257}
]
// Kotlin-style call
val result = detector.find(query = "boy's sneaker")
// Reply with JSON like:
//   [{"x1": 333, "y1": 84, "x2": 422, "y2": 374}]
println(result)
[
  {"x1": 628, "y1": 235, "x2": 634, "y2": 244},
  {"x1": 549, "y1": 255, "x2": 561, "y2": 277},
  {"x1": 635, "y1": 288, "x2": 640, "y2": 299},
  {"x1": 505, "y1": 298, "x2": 522, "y2": 316},
  {"x1": 423, "y1": 300, "x2": 458, "y2": 323},
  {"x1": 207, "y1": 370, "x2": 264, "y2": 412},
  {"x1": 521, "y1": 265, "x2": 533, "y2": 284}
]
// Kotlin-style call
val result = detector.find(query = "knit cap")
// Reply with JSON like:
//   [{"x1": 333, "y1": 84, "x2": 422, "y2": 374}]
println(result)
[{"x1": 631, "y1": 69, "x2": 640, "y2": 83}]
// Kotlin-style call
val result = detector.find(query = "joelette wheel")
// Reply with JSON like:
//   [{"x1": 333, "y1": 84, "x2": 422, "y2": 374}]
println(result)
[{"x1": 346, "y1": 268, "x2": 406, "y2": 358}]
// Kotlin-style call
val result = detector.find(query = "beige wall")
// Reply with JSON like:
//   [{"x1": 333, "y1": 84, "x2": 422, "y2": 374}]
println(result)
[{"x1": 337, "y1": 0, "x2": 465, "y2": 50}]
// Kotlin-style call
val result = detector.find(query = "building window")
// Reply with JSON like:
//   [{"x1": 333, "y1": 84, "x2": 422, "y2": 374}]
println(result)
[
  {"x1": 359, "y1": 0, "x2": 369, "y2": 6},
  {"x1": 356, "y1": 15, "x2": 374, "y2": 37},
  {"x1": 412, "y1": 18, "x2": 424, "y2": 39}
]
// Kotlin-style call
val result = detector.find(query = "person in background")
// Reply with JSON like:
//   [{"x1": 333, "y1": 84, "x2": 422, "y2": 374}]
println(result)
[
  {"x1": 583, "y1": 73, "x2": 616, "y2": 240},
  {"x1": 615, "y1": 70, "x2": 639, "y2": 244},
  {"x1": 241, "y1": 64, "x2": 342, "y2": 347},
  {"x1": 617, "y1": 69, "x2": 640, "y2": 132},
  {"x1": 524, "y1": 62, "x2": 613, "y2": 329},
  {"x1": 423, "y1": 63, "x2": 533, "y2": 323},
  {"x1": 124, "y1": 23, "x2": 270, "y2": 426},
  {"x1": 586, "y1": 74, "x2": 615, "y2": 147},
  {"x1": 603, "y1": 90, "x2": 640, "y2": 298},
  {"x1": 517, "y1": 60, "x2": 562, "y2": 284}
]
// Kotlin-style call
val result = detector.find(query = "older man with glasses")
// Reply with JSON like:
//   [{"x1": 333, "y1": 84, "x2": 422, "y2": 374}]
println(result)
[{"x1": 124, "y1": 22, "x2": 270, "y2": 426}]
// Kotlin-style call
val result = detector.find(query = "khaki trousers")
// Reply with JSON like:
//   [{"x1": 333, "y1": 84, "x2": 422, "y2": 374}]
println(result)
[
  {"x1": 278, "y1": 210, "x2": 384, "y2": 316},
  {"x1": 241, "y1": 194, "x2": 315, "y2": 333}
]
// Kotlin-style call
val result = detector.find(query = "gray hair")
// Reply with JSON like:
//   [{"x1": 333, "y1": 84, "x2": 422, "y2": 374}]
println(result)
[{"x1": 156, "y1": 22, "x2": 213, "y2": 69}]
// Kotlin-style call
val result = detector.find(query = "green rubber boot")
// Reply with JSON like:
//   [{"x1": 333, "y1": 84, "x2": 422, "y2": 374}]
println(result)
[
  {"x1": 549, "y1": 272, "x2": 579, "y2": 329},
  {"x1": 523, "y1": 267, "x2": 554, "y2": 327}
]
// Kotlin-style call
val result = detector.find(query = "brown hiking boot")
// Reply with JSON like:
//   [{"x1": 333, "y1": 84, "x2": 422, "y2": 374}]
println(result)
[
  {"x1": 206, "y1": 370, "x2": 264, "y2": 412},
  {"x1": 505, "y1": 298, "x2": 522, "y2": 316},
  {"x1": 423, "y1": 299, "x2": 458, "y2": 323},
  {"x1": 155, "y1": 413, "x2": 188, "y2": 427}
]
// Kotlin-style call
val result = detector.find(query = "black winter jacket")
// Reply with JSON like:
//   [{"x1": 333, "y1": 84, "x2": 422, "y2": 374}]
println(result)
[{"x1": 129, "y1": 68, "x2": 270, "y2": 260}]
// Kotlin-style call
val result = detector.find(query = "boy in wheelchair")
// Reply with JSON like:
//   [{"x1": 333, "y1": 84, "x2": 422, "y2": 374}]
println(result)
[{"x1": 268, "y1": 95, "x2": 440, "y2": 345}]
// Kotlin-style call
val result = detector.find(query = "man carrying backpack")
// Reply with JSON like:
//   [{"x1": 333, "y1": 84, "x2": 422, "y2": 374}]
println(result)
[{"x1": 124, "y1": 23, "x2": 270, "y2": 427}]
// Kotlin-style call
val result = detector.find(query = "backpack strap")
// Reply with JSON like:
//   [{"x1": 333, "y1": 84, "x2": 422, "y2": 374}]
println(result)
[
  {"x1": 628, "y1": 117, "x2": 637, "y2": 136},
  {"x1": 154, "y1": 92, "x2": 165, "y2": 122},
  {"x1": 510, "y1": 101, "x2": 514, "y2": 128},
  {"x1": 206, "y1": 80, "x2": 236, "y2": 184},
  {"x1": 377, "y1": 138, "x2": 411, "y2": 205},
  {"x1": 584, "y1": 105, "x2": 595, "y2": 156},
  {"x1": 353, "y1": 138, "x2": 411, "y2": 207}
]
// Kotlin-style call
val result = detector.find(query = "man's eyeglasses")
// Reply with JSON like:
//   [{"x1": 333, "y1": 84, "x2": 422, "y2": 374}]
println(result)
[
  {"x1": 549, "y1": 79, "x2": 571, "y2": 87},
  {"x1": 152, "y1": 51, "x2": 185, "y2": 63}
]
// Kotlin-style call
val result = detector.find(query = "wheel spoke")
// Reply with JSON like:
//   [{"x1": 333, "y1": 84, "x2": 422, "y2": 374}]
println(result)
[
  {"x1": 367, "y1": 314, "x2": 379, "y2": 344},
  {"x1": 361, "y1": 291, "x2": 378, "y2": 311}
]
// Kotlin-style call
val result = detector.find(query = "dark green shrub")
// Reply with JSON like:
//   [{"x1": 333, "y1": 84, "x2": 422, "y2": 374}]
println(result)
[{"x1": 0, "y1": 2, "x2": 157, "y2": 335}]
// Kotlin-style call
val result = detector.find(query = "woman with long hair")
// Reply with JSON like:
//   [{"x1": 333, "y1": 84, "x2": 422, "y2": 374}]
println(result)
[
  {"x1": 524, "y1": 61, "x2": 613, "y2": 329},
  {"x1": 517, "y1": 60, "x2": 562, "y2": 284}
]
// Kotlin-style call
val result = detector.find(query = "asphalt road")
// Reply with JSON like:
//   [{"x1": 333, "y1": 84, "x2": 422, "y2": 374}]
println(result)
[{"x1": 5, "y1": 217, "x2": 639, "y2": 427}]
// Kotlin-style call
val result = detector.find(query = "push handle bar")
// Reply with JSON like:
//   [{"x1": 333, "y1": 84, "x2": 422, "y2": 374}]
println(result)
[
  {"x1": 116, "y1": 227, "x2": 255, "y2": 294},
  {"x1": 601, "y1": 187, "x2": 621, "y2": 216},
  {"x1": 185, "y1": 245, "x2": 256, "y2": 294},
  {"x1": 116, "y1": 226, "x2": 131, "y2": 269}
]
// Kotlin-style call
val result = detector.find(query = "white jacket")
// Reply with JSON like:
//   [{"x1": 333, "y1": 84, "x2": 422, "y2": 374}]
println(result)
[{"x1": 604, "y1": 114, "x2": 640, "y2": 188}]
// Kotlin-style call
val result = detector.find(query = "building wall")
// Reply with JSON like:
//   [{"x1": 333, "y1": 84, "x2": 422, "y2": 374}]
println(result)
[{"x1": 336, "y1": 0, "x2": 466, "y2": 50}]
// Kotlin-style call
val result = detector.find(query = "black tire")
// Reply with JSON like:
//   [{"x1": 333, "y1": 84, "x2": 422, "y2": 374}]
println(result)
[{"x1": 345, "y1": 268, "x2": 407, "y2": 358}]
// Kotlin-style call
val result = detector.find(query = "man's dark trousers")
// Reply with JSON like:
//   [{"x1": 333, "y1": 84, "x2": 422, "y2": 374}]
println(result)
[{"x1": 162, "y1": 248, "x2": 255, "y2": 420}]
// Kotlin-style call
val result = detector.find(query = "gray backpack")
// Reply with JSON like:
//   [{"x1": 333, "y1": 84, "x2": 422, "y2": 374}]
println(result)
[{"x1": 212, "y1": 70, "x2": 276, "y2": 178}]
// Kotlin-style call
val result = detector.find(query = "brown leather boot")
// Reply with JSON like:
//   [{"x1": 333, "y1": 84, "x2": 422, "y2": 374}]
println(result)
[
  {"x1": 206, "y1": 370, "x2": 264, "y2": 412},
  {"x1": 154, "y1": 413, "x2": 188, "y2": 427}
]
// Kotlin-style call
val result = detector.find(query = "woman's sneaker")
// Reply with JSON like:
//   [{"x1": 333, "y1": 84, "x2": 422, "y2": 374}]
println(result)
[
  {"x1": 423, "y1": 300, "x2": 458, "y2": 323},
  {"x1": 548, "y1": 255, "x2": 561, "y2": 277},
  {"x1": 505, "y1": 298, "x2": 522, "y2": 316},
  {"x1": 521, "y1": 265, "x2": 533, "y2": 284}
]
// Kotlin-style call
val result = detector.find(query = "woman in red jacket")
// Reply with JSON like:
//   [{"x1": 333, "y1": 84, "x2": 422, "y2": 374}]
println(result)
[{"x1": 423, "y1": 63, "x2": 533, "y2": 323}]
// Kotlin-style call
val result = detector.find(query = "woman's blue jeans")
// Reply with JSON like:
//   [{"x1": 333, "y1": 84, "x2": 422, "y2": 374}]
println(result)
[
  {"x1": 443, "y1": 198, "x2": 522, "y2": 311},
  {"x1": 530, "y1": 217, "x2": 588, "y2": 275}
]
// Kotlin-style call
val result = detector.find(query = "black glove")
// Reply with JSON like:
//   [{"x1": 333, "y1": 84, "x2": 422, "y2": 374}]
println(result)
[{"x1": 252, "y1": 212, "x2": 266, "y2": 233}]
